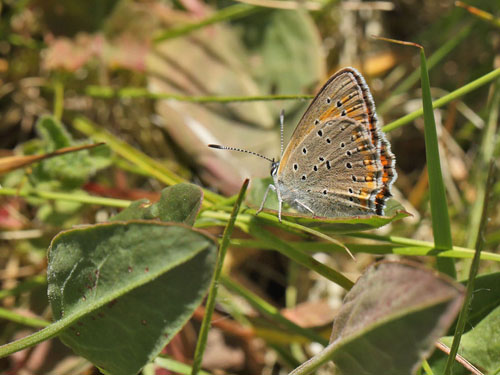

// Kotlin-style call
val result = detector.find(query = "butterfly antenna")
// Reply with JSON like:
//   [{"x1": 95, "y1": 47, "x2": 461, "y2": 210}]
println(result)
[
  {"x1": 279, "y1": 109, "x2": 285, "y2": 157},
  {"x1": 208, "y1": 144, "x2": 274, "y2": 163}
]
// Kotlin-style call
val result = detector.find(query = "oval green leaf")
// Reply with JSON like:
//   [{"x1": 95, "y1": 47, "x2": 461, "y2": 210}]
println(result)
[
  {"x1": 156, "y1": 183, "x2": 203, "y2": 225},
  {"x1": 329, "y1": 261, "x2": 464, "y2": 375},
  {"x1": 289, "y1": 261, "x2": 464, "y2": 375},
  {"x1": 110, "y1": 183, "x2": 203, "y2": 225},
  {"x1": 47, "y1": 221, "x2": 217, "y2": 375},
  {"x1": 441, "y1": 304, "x2": 500, "y2": 374}
]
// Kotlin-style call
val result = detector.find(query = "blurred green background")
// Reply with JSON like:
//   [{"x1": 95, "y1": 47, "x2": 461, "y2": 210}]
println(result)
[{"x1": 1, "y1": 0, "x2": 499, "y2": 374}]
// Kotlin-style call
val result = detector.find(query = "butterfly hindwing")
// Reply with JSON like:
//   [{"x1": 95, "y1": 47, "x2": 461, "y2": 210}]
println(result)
[{"x1": 277, "y1": 118, "x2": 385, "y2": 217}]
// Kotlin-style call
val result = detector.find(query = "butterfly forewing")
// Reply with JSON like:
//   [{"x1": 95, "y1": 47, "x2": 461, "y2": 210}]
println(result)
[{"x1": 279, "y1": 68, "x2": 374, "y2": 168}]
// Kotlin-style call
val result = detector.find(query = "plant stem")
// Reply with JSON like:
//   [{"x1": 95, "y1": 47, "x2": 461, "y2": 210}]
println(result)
[{"x1": 191, "y1": 179, "x2": 249, "y2": 375}]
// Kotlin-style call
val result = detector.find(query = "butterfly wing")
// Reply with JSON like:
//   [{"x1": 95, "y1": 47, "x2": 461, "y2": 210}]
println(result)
[
  {"x1": 278, "y1": 68, "x2": 397, "y2": 216},
  {"x1": 277, "y1": 117, "x2": 384, "y2": 217}
]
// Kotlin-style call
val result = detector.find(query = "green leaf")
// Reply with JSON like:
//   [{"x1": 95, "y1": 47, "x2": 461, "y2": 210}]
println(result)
[
  {"x1": 37, "y1": 115, "x2": 73, "y2": 149},
  {"x1": 37, "y1": 198, "x2": 84, "y2": 226},
  {"x1": 30, "y1": 115, "x2": 111, "y2": 189},
  {"x1": 156, "y1": 183, "x2": 203, "y2": 225},
  {"x1": 243, "y1": 9, "x2": 324, "y2": 105},
  {"x1": 110, "y1": 199, "x2": 156, "y2": 221},
  {"x1": 329, "y1": 262, "x2": 464, "y2": 375},
  {"x1": 241, "y1": 9, "x2": 326, "y2": 142},
  {"x1": 458, "y1": 272, "x2": 500, "y2": 330},
  {"x1": 110, "y1": 183, "x2": 203, "y2": 225},
  {"x1": 47, "y1": 222, "x2": 217, "y2": 375},
  {"x1": 248, "y1": 178, "x2": 410, "y2": 233},
  {"x1": 441, "y1": 305, "x2": 500, "y2": 374},
  {"x1": 288, "y1": 262, "x2": 464, "y2": 375}
]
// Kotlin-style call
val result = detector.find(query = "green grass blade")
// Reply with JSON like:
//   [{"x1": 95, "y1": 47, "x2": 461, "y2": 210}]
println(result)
[
  {"x1": 0, "y1": 187, "x2": 131, "y2": 207},
  {"x1": 84, "y1": 86, "x2": 314, "y2": 102},
  {"x1": 466, "y1": 77, "x2": 500, "y2": 249},
  {"x1": 421, "y1": 359, "x2": 434, "y2": 375},
  {"x1": 228, "y1": 238, "x2": 500, "y2": 261},
  {"x1": 156, "y1": 356, "x2": 213, "y2": 375},
  {"x1": 0, "y1": 314, "x2": 73, "y2": 357},
  {"x1": 153, "y1": 4, "x2": 263, "y2": 43},
  {"x1": 419, "y1": 48, "x2": 455, "y2": 277},
  {"x1": 444, "y1": 162, "x2": 496, "y2": 375},
  {"x1": 378, "y1": 22, "x2": 473, "y2": 115},
  {"x1": 383, "y1": 67, "x2": 500, "y2": 133},
  {"x1": 0, "y1": 307, "x2": 49, "y2": 328},
  {"x1": 191, "y1": 179, "x2": 249, "y2": 375},
  {"x1": 249, "y1": 220, "x2": 355, "y2": 290}
]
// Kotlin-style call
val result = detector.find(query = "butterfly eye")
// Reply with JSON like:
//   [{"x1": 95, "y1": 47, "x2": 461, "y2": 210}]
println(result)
[{"x1": 270, "y1": 162, "x2": 279, "y2": 176}]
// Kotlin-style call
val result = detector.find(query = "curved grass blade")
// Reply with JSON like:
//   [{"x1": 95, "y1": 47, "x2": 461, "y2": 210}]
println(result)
[
  {"x1": 373, "y1": 36, "x2": 455, "y2": 276},
  {"x1": 0, "y1": 143, "x2": 105, "y2": 175},
  {"x1": 377, "y1": 22, "x2": 474, "y2": 115},
  {"x1": 153, "y1": 4, "x2": 263, "y2": 43},
  {"x1": 383, "y1": 67, "x2": 500, "y2": 132},
  {"x1": 418, "y1": 47, "x2": 455, "y2": 277},
  {"x1": 444, "y1": 162, "x2": 496, "y2": 375},
  {"x1": 249, "y1": 219, "x2": 355, "y2": 290},
  {"x1": 0, "y1": 187, "x2": 131, "y2": 208},
  {"x1": 191, "y1": 179, "x2": 249, "y2": 375},
  {"x1": 466, "y1": 77, "x2": 500, "y2": 249},
  {"x1": 85, "y1": 86, "x2": 313, "y2": 102}
]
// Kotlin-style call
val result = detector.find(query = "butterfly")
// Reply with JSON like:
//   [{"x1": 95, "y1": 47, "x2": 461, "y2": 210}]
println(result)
[{"x1": 210, "y1": 67, "x2": 397, "y2": 222}]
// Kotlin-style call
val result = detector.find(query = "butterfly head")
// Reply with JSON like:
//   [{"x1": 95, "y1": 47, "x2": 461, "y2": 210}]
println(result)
[{"x1": 270, "y1": 159, "x2": 279, "y2": 177}]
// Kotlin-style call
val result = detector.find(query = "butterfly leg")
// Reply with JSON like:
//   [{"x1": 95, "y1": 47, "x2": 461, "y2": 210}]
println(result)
[
  {"x1": 257, "y1": 183, "x2": 276, "y2": 215},
  {"x1": 257, "y1": 183, "x2": 284, "y2": 222},
  {"x1": 276, "y1": 185, "x2": 283, "y2": 222},
  {"x1": 294, "y1": 199, "x2": 315, "y2": 216}
]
